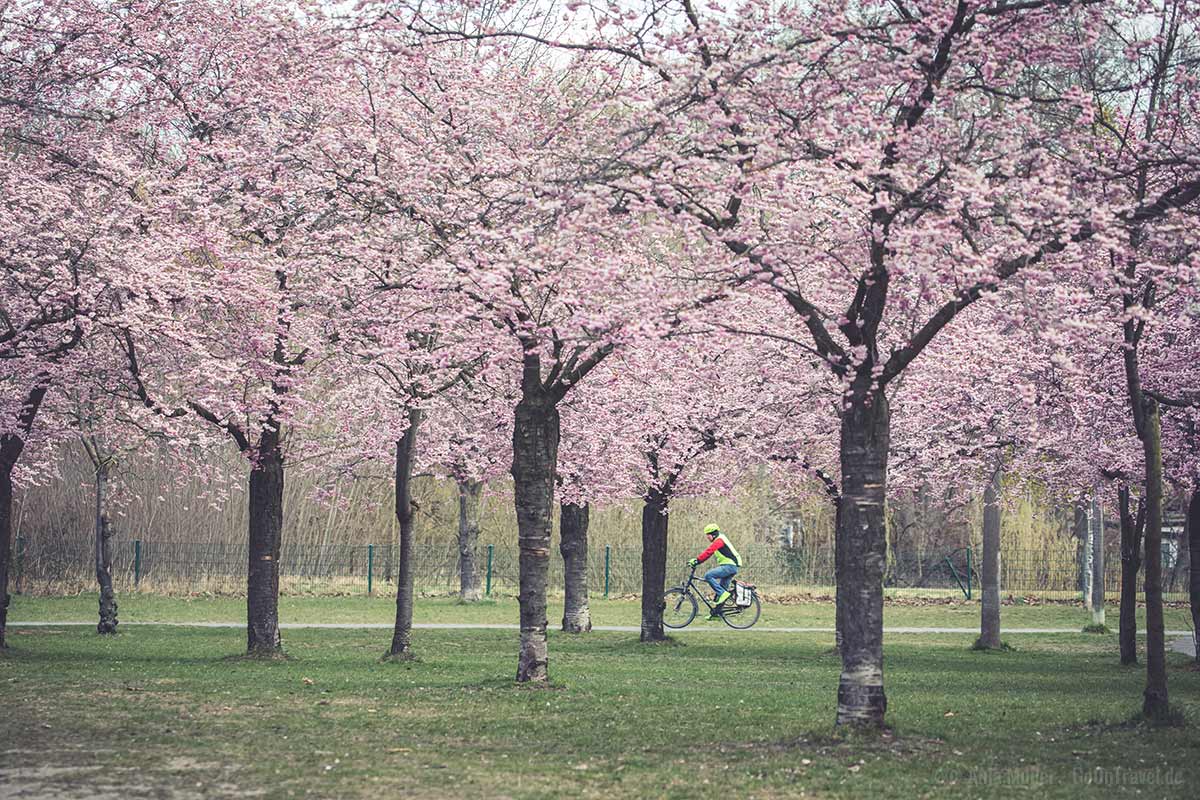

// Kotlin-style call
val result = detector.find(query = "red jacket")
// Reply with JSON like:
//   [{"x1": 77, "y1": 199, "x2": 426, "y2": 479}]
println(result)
[{"x1": 695, "y1": 536, "x2": 741, "y2": 566}]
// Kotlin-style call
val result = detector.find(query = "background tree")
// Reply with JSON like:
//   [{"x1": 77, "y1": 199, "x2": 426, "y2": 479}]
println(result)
[
  {"x1": 0, "y1": 0, "x2": 149, "y2": 646},
  {"x1": 1076, "y1": 0, "x2": 1200, "y2": 718},
  {"x1": 108, "y1": 0, "x2": 348, "y2": 656}
]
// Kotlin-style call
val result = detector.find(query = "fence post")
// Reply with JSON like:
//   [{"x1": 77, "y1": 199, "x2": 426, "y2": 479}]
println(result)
[
  {"x1": 945, "y1": 554, "x2": 967, "y2": 598},
  {"x1": 367, "y1": 544, "x2": 374, "y2": 595},
  {"x1": 604, "y1": 545, "x2": 611, "y2": 598},
  {"x1": 133, "y1": 539, "x2": 142, "y2": 588},
  {"x1": 485, "y1": 544, "x2": 494, "y2": 597},
  {"x1": 966, "y1": 547, "x2": 973, "y2": 600}
]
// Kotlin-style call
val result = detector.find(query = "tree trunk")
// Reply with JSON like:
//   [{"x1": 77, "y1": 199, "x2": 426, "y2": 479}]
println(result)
[
  {"x1": 560, "y1": 501, "x2": 591, "y2": 633},
  {"x1": 1077, "y1": 503, "x2": 1093, "y2": 611},
  {"x1": 1188, "y1": 487, "x2": 1199, "y2": 664},
  {"x1": 640, "y1": 488, "x2": 670, "y2": 642},
  {"x1": 511, "y1": 390, "x2": 559, "y2": 683},
  {"x1": 1118, "y1": 487, "x2": 1144, "y2": 665},
  {"x1": 94, "y1": 464, "x2": 118, "y2": 635},
  {"x1": 0, "y1": 385, "x2": 48, "y2": 650},
  {"x1": 1168, "y1": 502, "x2": 1188, "y2": 593},
  {"x1": 977, "y1": 464, "x2": 1002, "y2": 649},
  {"x1": 832, "y1": 501, "x2": 843, "y2": 654},
  {"x1": 0, "y1": 463, "x2": 13, "y2": 650},
  {"x1": 457, "y1": 478, "x2": 483, "y2": 603},
  {"x1": 388, "y1": 408, "x2": 422, "y2": 658},
  {"x1": 1090, "y1": 497, "x2": 1106, "y2": 626},
  {"x1": 246, "y1": 436, "x2": 284, "y2": 656},
  {"x1": 1140, "y1": 400, "x2": 1168, "y2": 719},
  {"x1": 836, "y1": 391, "x2": 889, "y2": 727}
]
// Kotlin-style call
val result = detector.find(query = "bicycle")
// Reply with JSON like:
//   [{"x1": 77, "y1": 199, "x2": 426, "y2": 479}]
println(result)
[{"x1": 662, "y1": 565, "x2": 762, "y2": 630}]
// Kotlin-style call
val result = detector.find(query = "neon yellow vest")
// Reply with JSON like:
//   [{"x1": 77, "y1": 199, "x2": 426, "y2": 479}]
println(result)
[{"x1": 714, "y1": 537, "x2": 743, "y2": 568}]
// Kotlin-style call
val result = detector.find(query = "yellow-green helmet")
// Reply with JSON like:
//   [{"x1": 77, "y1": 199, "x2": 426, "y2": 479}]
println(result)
[{"x1": 703, "y1": 523, "x2": 720, "y2": 536}]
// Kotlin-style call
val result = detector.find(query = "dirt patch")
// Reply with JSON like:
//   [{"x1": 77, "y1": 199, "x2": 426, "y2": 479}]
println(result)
[
  {"x1": 164, "y1": 757, "x2": 224, "y2": 771},
  {"x1": 0, "y1": 756, "x2": 253, "y2": 800},
  {"x1": 0, "y1": 765, "x2": 155, "y2": 800},
  {"x1": 194, "y1": 703, "x2": 245, "y2": 715}
]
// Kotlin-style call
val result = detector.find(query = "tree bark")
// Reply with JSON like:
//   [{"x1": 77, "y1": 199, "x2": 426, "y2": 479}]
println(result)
[
  {"x1": 977, "y1": 464, "x2": 1002, "y2": 649},
  {"x1": 1077, "y1": 503, "x2": 1093, "y2": 611},
  {"x1": 1090, "y1": 497, "x2": 1106, "y2": 626},
  {"x1": 0, "y1": 385, "x2": 49, "y2": 650},
  {"x1": 1168, "y1": 502, "x2": 1188, "y2": 593},
  {"x1": 246, "y1": 434, "x2": 284, "y2": 656},
  {"x1": 511, "y1": 387, "x2": 559, "y2": 683},
  {"x1": 1118, "y1": 487, "x2": 1144, "y2": 665},
  {"x1": 833, "y1": 501, "x2": 843, "y2": 654},
  {"x1": 640, "y1": 488, "x2": 670, "y2": 642},
  {"x1": 1140, "y1": 400, "x2": 1168, "y2": 719},
  {"x1": 456, "y1": 478, "x2": 483, "y2": 603},
  {"x1": 835, "y1": 390, "x2": 890, "y2": 727},
  {"x1": 560, "y1": 501, "x2": 591, "y2": 633},
  {"x1": 388, "y1": 408, "x2": 422, "y2": 658},
  {"x1": 0, "y1": 463, "x2": 13, "y2": 650},
  {"x1": 1188, "y1": 487, "x2": 1199, "y2": 664},
  {"x1": 94, "y1": 463, "x2": 118, "y2": 635}
]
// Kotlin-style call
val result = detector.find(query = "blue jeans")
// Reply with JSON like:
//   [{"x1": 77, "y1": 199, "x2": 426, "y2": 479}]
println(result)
[{"x1": 704, "y1": 564, "x2": 738, "y2": 598}]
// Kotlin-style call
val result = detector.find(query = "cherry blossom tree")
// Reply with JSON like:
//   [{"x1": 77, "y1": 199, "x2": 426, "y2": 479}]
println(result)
[
  {"x1": 326, "y1": 317, "x2": 492, "y2": 658},
  {"x1": 309, "y1": 26, "x2": 628, "y2": 665},
  {"x1": 93, "y1": 0, "x2": 350, "y2": 656},
  {"x1": 429, "y1": 386, "x2": 512, "y2": 604},
  {"x1": 353, "y1": 36, "x2": 675, "y2": 680},
  {"x1": 0, "y1": 0, "x2": 156, "y2": 647},
  {"x1": 1070, "y1": 0, "x2": 1200, "y2": 717}
]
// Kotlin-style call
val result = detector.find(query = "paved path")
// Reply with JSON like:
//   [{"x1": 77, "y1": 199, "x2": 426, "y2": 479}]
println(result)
[
  {"x1": 7, "y1": 621, "x2": 1193, "y2": 635},
  {"x1": 1171, "y1": 636, "x2": 1197, "y2": 657}
]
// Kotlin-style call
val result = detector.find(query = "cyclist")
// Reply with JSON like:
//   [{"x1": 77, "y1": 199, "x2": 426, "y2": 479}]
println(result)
[{"x1": 688, "y1": 523, "x2": 742, "y2": 620}]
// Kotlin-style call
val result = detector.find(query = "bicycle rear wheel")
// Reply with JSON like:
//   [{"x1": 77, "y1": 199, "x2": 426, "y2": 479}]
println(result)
[
  {"x1": 721, "y1": 591, "x2": 761, "y2": 629},
  {"x1": 662, "y1": 588, "x2": 698, "y2": 628}
]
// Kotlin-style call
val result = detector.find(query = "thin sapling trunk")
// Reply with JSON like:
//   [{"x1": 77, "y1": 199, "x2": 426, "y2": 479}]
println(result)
[
  {"x1": 560, "y1": 501, "x2": 591, "y2": 633},
  {"x1": 457, "y1": 478, "x2": 483, "y2": 602},
  {"x1": 977, "y1": 464, "x2": 1002, "y2": 650},
  {"x1": 1189, "y1": 487, "x2": 1199, "y2": 664},
  {"x1": 388, "y1": 408, "x2": 422, "y2": 659},
  {"x1": 1141, "y1": 400, "x2": 1168, "y2": 718},
  {"x1": 94, "y1": 462, "x2": 118, "y2": 634},
  {"x1": 1091, "y1": 497, "x2": 1106, "y2": 627},
  {"x1": 1118, "y1": 487, "x2": 1144, "y2": 665}
]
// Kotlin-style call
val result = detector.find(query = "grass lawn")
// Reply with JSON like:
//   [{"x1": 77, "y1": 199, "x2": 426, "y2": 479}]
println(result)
[
  {"x1": 1, "y1": 624, "x2": 1197, "y2": 799},
  {"x1": 7, "y1": 591, "x2": 1195, "y2": 632}
]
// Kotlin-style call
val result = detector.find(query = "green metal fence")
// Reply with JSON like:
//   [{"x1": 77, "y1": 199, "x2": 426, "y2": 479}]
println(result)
[{"x1": 10, "y1": 534, "x2": 1192, "y2": 601}]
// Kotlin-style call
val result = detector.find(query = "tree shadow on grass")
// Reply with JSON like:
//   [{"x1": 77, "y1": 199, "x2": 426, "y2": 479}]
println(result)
[
  {"x1": 456, "y1": 676, "x2": 570, "y2": 693},
  {"x1": 554, "y1": 635, "x2": 687, "y2": 655},
  {"x1": 753, "y1": 726, "x2": 945, "y2": 758}
]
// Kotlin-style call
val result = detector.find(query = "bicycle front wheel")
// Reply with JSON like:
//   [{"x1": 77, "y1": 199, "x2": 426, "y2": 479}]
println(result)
[
  {"x1": 721, "y1": 591, "x2": 761, "y2": 629},
  {"x1": 662, "y1": 588, "x2": 698, "y2": 629}
]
